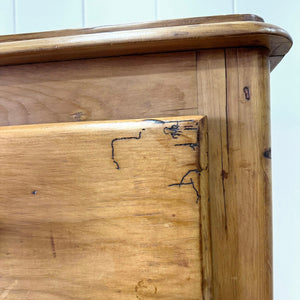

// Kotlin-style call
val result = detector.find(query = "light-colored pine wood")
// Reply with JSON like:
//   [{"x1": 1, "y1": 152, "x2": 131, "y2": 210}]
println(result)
[
  {"x1": 0, "y1": 51, "x2": 198, "y2": 126},
  {"x1": 197, "y1": 48, "x2": 272, "y2": 300},
  {"x1": 0, "y1": 14, "x2": 263, "y2": 43},
  {"x1": 0, "y1": 16, "x2": 291, "y2": 69},
  {"x1": 0, "y1": 116, "x2": 211, "y2": 299},
  {"x1": 0, "y1": 14, "x2": 291, "y2": 299}
]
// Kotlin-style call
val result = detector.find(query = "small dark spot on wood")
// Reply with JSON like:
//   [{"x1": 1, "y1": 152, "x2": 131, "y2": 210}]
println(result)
[
  {"x1": 172, "y1": 214, "x2": 176, "y2": 217},
  {"x1": 71, "y1": 111, "x2": 86, "y2": 121},
  {"x1": 221, "y1": 170, "x2": 229, "y2": 180},
  {"x1": 263, "y1": 148, "x2": 271, "y2": 159},
  {"x1": 177, "y1": 259, "x2": 189, "y2": 268},
  {"x1": 32, "y1": 190, "x2": 37, "y2": 195},
  {"x1": 135, "y1": 279, "x2": 157, "y2": 299},
  {"x1": 243, "y1": 86, "x2": 250, "y2": 100}
]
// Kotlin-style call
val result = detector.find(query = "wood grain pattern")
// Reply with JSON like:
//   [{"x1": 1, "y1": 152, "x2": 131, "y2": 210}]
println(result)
[
  {"x1": 0, "y1": 17, "x2": 291, "y2": 69},
  {"x1": 0, "y1": 12, "x2": 286, "y2": 297},
  {"x1": 0, "y1": 46, "x2": 275, "y2": 299},
  {"x1": 0, "y1": 51, "x2": 198, "y2": 126},
  {"x1": 0, "y1": 14, "x2": 264, "y2": 43},
  {"x1": 0, "y1": 116, "x2": 211, "y2": 299},
  {"x1": 197, "y1": 48, "x2": 272, "y2": 300}
]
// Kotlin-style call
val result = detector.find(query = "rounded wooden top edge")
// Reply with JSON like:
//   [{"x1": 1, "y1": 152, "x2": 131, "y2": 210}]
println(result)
[
  {"x1": 0, "y1": 15, "x2": 292, "y2": 69},
  {"x1": 0, "y1": 14, "x2": 264, "y2": 42}
]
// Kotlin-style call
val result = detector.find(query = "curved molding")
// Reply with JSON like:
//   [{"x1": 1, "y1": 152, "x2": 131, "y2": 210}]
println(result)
[{"x1": 0, "y1": 14, "x2": 292, "y2": 70}]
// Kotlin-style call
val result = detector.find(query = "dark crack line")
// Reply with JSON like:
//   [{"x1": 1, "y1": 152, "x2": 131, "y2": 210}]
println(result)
[
  {"x1": 111, "y1": 129, "x2": 145, "y2": 169},
  {"x1": 163, "y1": 123, "x2": 182, "y2": 139},
  {"x1": 179, "y1": 169, "x2": 202, "y2": 184},
  {"x1": 50, "y1": 233, "x2": 56, "y2": 258},
  {"x1": 144, "y1": 119, "x2": 198, "y2": 139},
  {"x1": 222, "y1": 48, "x2": 229, "y2": 234},
  {"x1": 168, "y1": 169, "x2": 203, "y2": 203},
  {"x1": 184, "y1": 125, "x2": 198, "y2": 131},
  {"x1": 190, "y1": 179, "x2": 201, "y2": 204},
  {"x1": 184, "y1": 127, "x2": 198, "y2": 131},
  {"x1": 174, "y1": 143, "x2": 199, "y2": 150},
  {"x1": 169, "y1": 179, "x2": 200, "y2": 204}
]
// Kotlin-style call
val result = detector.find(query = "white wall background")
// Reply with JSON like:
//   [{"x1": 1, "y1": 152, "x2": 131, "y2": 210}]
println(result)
[{"x1": 0, "y1": 1, "x2": 299, "y2": 299}]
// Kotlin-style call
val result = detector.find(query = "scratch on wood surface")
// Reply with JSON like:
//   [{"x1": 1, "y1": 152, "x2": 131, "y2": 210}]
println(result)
[
  {"x1": 50, "y1": 232, "x2": 56, "y2": 258},
  {"x1": 0, "y1": 280, "x2": 18, "y2": 299},
  {"x1": 183, "y1": 125, "x2": 198, "y2": 131}
]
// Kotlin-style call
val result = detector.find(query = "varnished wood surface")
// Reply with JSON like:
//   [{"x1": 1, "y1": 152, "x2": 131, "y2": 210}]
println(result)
[
  {"x1": 197, "y1": 48, "x2": 272, "y2": 299},
  {"x1": 0, "y1": 116, "x2": 211, "y2": 299},
  {"x1": 0, "y1": 52, "x2": 198, "y2": 126},
  {"x1": 0, "y1": 14, "x2": 264, "y2": 42},
  {"x1": 0, "y1": 46, "x2": 275, "y2": 299},
  {"x1": 0, "y1": 15, "x2": 291, "y2": 70}
]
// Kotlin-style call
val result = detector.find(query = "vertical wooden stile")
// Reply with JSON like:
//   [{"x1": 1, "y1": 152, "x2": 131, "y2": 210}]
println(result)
[{"x1": 197, "y1": 48, "x2": 272, "y2": 300}]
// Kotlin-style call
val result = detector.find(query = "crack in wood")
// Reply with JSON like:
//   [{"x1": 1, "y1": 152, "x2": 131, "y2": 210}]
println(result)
[
  {"x1": 174, "y1": 143, "x2": 199, "y2": 150},
  {"x1": 144, "y1": 119, "x2": 198, "y2": 140},
  {"x1": 163, "y1": 123, "x2": 182, "y2": 139},
  {"x1": 111, "y1": 129, "x2": 145, "y2": 169},
  {"x1": 168, "y1": 169, "x2": 204, "y2": 203}
]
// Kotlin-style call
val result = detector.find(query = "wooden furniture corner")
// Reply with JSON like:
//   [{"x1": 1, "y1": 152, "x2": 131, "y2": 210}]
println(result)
[{"x1": 0, "y1": 14, "x2": 292, "y2": 299}]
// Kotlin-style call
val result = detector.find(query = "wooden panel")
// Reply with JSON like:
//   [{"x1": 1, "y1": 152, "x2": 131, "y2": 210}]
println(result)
[
  {"x1": 0, "y1": 52, "x2": 198, "y2": 126},
  {"x1": 0, "y1": 116, "x2": 211, "y2": 299},
  {"x1": 197, "y1": 48, "x2": 271, "y2": 299}
]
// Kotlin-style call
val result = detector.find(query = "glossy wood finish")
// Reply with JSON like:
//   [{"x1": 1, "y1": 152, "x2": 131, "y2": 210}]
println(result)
[
  {"x1": 0, "y1": 52, "x2": 198, "y2": 126},
  {"x1": 0, "y1": 15, "x2": 291, "y2": 70},
  {"x1": 197, "y1": 48, "x2": 272, "y2": 300},
  {"x1": 0, "y1": 116, "x2": 211, "y2": 299},
  {"x1": 0, "y1": 46, "x2": 275, "y2": 300},
  {"x1": 0, "y1": 15, "x2": 291, "y2": 299},
  {"x1": 0, "y1": 14, "x2": 264, "y2": 42}
]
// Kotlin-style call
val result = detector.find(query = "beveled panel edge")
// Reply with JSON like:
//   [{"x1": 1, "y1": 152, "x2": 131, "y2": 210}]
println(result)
[{"x1": 0, "y1": 115, "x2": 207, "y2": 132}]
